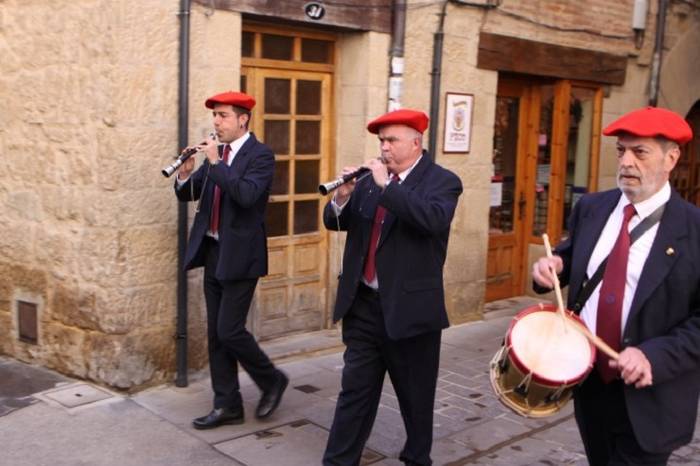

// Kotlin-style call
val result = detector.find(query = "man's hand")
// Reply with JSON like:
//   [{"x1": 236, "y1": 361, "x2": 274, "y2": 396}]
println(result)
[
  {"x1": 177, "y1": 156, "x2": 196, "y2": 180},
  {"x1": 201, "y1": 138, "x2": 220, "y2": 166},
  {"x1": 333, "y1": 166, "x2": 359, "y2": 206},
  {"x1": 366, "y1": 157, "x2": 389, "y2": 188},
  {"x1": 609, "y1": 347, "x2": 653, "y2": 388},
  {"x1": 532, "y1": 256, "x2": 564, "y2": 289}
]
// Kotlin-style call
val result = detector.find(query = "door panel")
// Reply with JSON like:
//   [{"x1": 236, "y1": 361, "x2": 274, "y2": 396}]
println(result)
[
  {"x1": 486, "y1": 82, "x2": 529, "y2": 301},
  {"x1": 242, "y1": 66, "x2": 332, "y2": 340}
]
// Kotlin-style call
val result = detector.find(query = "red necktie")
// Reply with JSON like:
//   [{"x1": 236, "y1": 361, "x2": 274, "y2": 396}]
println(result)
[
  {"x1": 596, "y1": 203, "x2": 636, "y2": 383},
  {"x1": 210, "y1": 145, "x2": 231, "y2": 235},
  {"x1": 363, "y1": 174, "x2": 399, "y2": 283}
]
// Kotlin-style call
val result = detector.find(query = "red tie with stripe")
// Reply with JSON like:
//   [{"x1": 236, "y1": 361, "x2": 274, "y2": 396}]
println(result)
[
  {"x1": 210, "y1": 144, "x2": 231, "y2": 235},
  {"x1": 596, "y1": 203, "x2": 636, "y2": 383},
  {"x1": 363, "y1": 174, "x2": 399, "y2": 283}
]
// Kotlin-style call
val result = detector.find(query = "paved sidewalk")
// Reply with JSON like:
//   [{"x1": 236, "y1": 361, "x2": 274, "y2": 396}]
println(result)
[{"x1": 2, "y1": 296, "x2": 700, "y2": 465}]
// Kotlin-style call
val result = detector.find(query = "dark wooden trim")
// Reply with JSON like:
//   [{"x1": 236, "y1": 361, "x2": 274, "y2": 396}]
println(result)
[
  {"x1": 477, "y1": 32, "x2": 627, "y2": 86},
  {"x1": 195, "y1": 0, "x2": 392, "y2": 33}
]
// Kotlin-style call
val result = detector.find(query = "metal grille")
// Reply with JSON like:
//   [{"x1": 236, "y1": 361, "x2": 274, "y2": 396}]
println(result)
[{"x1": 17, "y1": 301, "x2": 38, "y2": 344}]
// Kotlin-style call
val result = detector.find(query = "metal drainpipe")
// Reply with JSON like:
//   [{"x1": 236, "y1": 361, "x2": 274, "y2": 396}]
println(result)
[
  {"x1": 649, "y1": 0, "x2": 667, "y2": 107},
  {"x1": 175, "y1": 0, "x2": 191, "y2": 388},
  {"x1": 388, "y1": 0, "x2": 407, "y2": 111},
  {"x1": 428, "y1": 0, "x2": 449, "y2": 160}
]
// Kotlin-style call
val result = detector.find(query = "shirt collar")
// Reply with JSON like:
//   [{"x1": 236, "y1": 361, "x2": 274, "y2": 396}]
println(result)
[
  {"x1": 621, "y1": 181, "x2": 671, "y2": 219},
  {"x1": 394, "y1": 154, "x2": 423, "y2": 182},
  {"x1": 226, "y1": 131, "x2": 250, "y2": 157}
]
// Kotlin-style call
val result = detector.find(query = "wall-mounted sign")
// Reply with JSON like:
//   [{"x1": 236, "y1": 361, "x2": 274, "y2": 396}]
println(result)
[
  {"x1": 443, "y1": 92, "x2": 474, "y2": 153},
  {"x1": 304, "y1": 2, "x2": 326, "y2": 20}
]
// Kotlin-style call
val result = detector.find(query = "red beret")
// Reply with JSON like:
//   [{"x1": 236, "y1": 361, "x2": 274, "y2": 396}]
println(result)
[
  {"x1": 205, "y1": 91, "x2": 256, "y2": 110},
  {"x1": 367, "y1": 109, "x2": 429, "y2": 134},
  {"x1": 603, "y1": 106, "x2": 692, "y2": 145}
]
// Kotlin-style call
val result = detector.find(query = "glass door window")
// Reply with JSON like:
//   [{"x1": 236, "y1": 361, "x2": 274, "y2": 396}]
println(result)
[
  {"x1": 561, "y1": 86, "x2": 600, "y2": 239},
  {"x1": 527, "y1": 81, "x2": 603, "y2": 245},
  {"x1": 490, "y1": 96, "x2": 519, "y2": 234},
  {"x1": 533, "y1": 85, "x2": 554, "y2": 238}
]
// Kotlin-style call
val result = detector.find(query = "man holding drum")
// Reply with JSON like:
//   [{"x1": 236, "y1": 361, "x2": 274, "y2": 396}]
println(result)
[
  {"x1": 321, "y1": 109, "x2": 462, "y2": 466},
  {"x1": 533, "y1": 107, "x2": 700, "y2": 465}
]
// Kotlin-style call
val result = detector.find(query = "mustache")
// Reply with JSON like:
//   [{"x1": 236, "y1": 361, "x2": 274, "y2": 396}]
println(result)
[{"x1": 618, "y1": 169, "x2": 640, "y2": 177}]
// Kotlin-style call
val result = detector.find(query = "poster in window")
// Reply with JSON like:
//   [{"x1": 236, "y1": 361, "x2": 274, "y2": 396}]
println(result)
[{"x1": 443, "y1": 92, "x2": 473, "y2": 153}]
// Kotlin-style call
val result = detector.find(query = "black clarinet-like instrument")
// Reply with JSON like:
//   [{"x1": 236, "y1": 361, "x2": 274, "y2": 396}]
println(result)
[
  {"x1": 318, "y1": 167, "x2": 371, "y2": 195},
  {"x1": 161, "y1": 132, "x2": 216, "y2": 177}
]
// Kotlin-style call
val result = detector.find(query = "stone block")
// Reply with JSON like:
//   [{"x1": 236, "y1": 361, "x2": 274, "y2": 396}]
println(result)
[
  {"x1": 49, "y1": 281, "x2": 101, "y2": 332},
  {"x1": 40, "y1": 322, "x2": 89, "y2": 379},
  {"x1": 117, "y1": 226, "x2": 178, "y2": 287},
  {"x1": 86, "y1": 329, "x2": 175, "y2": 389},
  {"x1": 75, "y1": 228, "x2": 126, "y2": 285}
]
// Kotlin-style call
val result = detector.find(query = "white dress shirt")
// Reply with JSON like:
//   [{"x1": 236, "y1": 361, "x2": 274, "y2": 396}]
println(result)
[
  {"x1": 580, "y1": 182, "x2": 671, "y2": 337},
  {"x1": 176, "y1": 132, "x2": 251, "y2": 239}
]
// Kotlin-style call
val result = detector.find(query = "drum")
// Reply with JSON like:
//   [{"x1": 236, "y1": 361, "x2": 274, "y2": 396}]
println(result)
[{"x1": 490, "y1": 303, "x2": 595, "y2": 418}]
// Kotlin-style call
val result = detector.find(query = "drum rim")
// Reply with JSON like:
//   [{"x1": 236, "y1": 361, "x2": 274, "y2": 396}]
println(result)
[{"x1": 505, "y1": 303, "x2": 596, "y2": 387}]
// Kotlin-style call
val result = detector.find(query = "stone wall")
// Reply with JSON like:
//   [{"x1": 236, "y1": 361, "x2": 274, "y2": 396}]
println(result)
[{"x1": 0, "y1": 0, "x2": 241, "y2": 388}]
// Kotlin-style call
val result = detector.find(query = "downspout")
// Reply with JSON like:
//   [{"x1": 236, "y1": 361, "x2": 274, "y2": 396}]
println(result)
[
  {"x1": 428, "y1": 0, "x2": 449, "y2": 160},
  {"x1": 388, "y1": 0, "x2": 407, "y2": 111},
  {"x1": 175, "y1": 0, "x2": 191, "y2": 388},
  {"x1": 649, "y1": 0, "x2": 667, "y2": 106}
]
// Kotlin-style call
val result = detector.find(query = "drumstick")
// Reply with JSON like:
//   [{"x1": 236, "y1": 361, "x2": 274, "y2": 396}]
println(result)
[
  {"x1": 541, "y1": 234, "x2": 620, "y2": 361},
  {"x1": 567, "y1": 317, "x2": 620, "y2": 360},
  {"x1": 541, "y1": 234, "x2": 568, "y2": 322}
]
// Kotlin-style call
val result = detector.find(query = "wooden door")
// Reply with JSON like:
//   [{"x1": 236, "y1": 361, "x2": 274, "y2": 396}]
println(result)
[
  {"x1": 242, "y1": 66, "x2": 333, "y2": 340},
  {"x1": 485, "y1": 81, "x2": 530, "y2": 301}
]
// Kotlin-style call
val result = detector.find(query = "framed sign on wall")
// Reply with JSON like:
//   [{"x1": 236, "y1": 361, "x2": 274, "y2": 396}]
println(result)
[{"x1": 443, "y1": 92, "x2": 474, "y2": 153}]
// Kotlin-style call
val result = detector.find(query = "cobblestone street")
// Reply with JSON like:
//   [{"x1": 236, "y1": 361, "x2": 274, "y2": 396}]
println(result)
[{"x1": 3, "y1": 297, "x2": 700, "y2": 465}]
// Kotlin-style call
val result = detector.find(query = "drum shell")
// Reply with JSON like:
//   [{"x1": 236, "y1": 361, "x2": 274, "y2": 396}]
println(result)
[{"x1": 490, "y1": 303, "x2": 596, "y2": 418}]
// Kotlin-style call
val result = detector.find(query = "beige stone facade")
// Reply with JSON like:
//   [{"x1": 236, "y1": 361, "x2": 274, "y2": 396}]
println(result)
[{"x1": 1, "y1": 0, "x2": 698, "y2": 388}]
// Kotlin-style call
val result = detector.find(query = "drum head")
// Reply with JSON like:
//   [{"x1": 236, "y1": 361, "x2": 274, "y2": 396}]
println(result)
[{"x1": 508, "y1": 305, "x2": 593, "y2": 385}]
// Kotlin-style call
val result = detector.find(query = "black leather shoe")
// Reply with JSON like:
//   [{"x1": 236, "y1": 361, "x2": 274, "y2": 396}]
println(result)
[
  {"x1": 255, "y1": 371, "x2": 289, "y2": 419},
  {"x1": 192, "y1": 407, "x2": 244, "y2": 430}
]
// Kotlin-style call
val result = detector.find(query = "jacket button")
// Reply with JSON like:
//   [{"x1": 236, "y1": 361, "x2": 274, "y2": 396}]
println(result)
[{"x1": 622, "y1": 338, "x2": 631, "y2": 345}]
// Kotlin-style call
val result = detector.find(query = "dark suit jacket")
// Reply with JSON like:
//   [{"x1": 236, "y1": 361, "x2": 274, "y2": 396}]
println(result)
[
  {"x1": 175, "y1": 133, "x2": 274, "y2": 280},
  {"x1": 323, "y1": 152, "x2": 463, "y2": 340},
  {"x1": 538, "y1": 188, "x2": 700, "y2": 453}
]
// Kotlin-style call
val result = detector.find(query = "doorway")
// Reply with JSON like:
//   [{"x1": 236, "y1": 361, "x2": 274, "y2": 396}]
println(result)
[
  {"x1": 485, "y1": 77, "x2": 603, "y2": 301},
  {"x1": 241, "y1": 23, "x2": 335, "y2": 340}
]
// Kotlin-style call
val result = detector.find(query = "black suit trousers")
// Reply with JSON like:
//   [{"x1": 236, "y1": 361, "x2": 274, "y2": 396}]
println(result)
[
  {"x1": 323, "y1": 284, "x2": 441, "y2": 466},
  {"x1": 574, "y1": 371, "x2": 672, "y2": 466},
  {"x1": 203, "y1": 237, "x2": 277, "y2": 409}
]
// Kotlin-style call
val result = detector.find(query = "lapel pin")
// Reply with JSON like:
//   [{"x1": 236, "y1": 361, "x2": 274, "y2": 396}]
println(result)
[{"x1": 666, "y1": 247, "x2": 675, "y2": 256}]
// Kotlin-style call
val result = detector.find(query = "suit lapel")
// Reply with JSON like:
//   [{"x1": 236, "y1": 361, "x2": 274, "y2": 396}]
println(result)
[
  {"x1": 568, "y1": 190, "x2": 620, "y2": 296},
  {"x1": 230, "y1": 133, "x2": 256, "y2": 171},
  {"x1": 626, "y1": 193, "x2": 686, "y2": 327},
  {"x1": 377, "y1": 153, "x2": 432, "y2": 251}
]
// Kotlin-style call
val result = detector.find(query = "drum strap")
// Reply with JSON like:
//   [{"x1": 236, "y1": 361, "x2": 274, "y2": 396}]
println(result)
[{"x1": 572, "y1": 202, "x2": 666, "y2": 313}]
